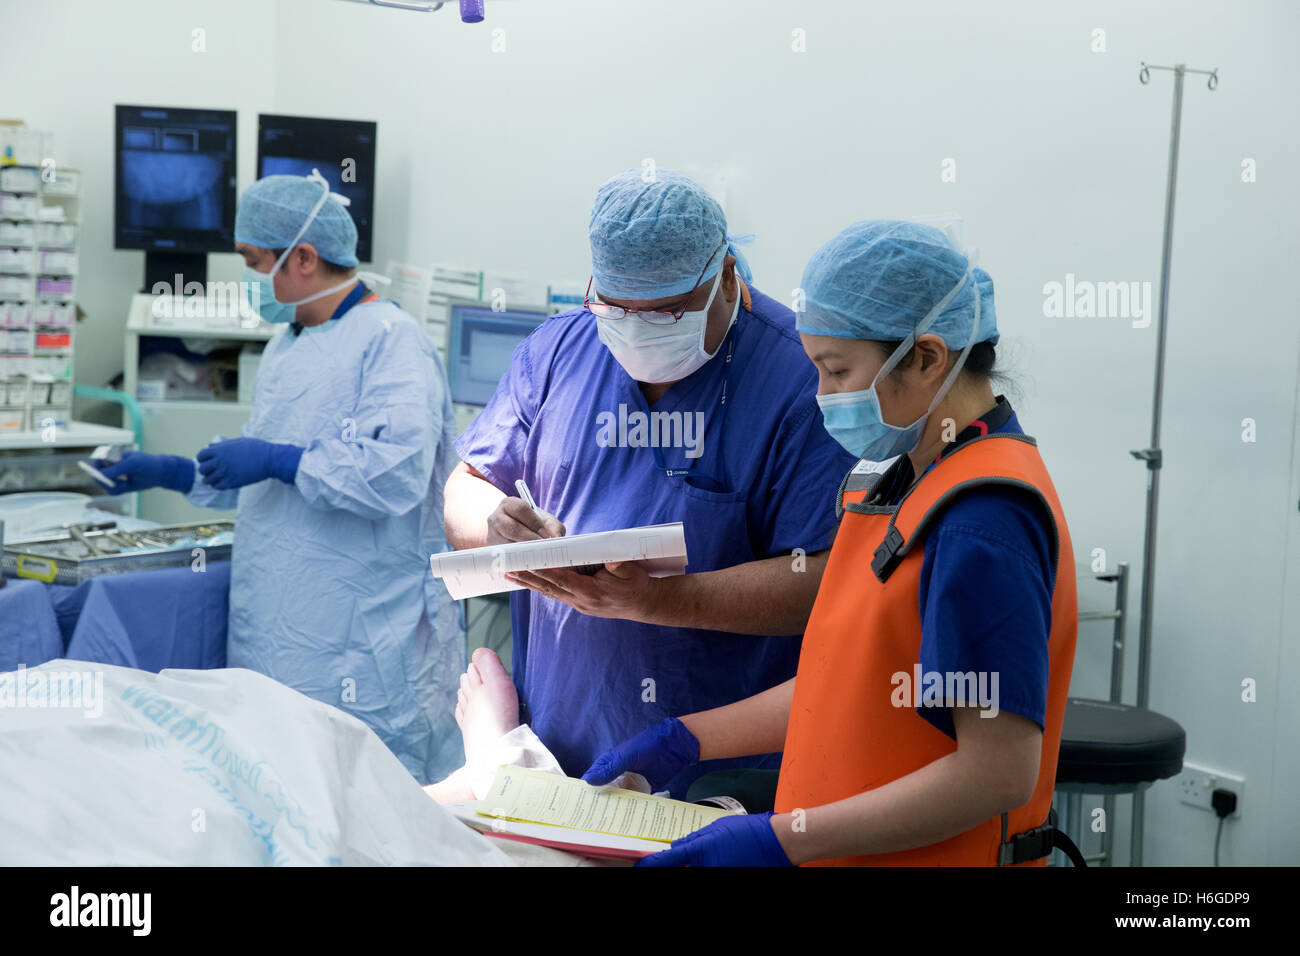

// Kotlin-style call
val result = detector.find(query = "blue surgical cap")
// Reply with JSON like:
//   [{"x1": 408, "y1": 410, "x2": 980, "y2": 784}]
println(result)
[
  {"x1": 235, "y1": 174, "x2": 359, "y2": 268},
  {"x1": 588, "y1": 168, "x2": 753, "y2": 300},
  {"x1": 796, "y1": 220, "x2": 997, "y2": 348}
]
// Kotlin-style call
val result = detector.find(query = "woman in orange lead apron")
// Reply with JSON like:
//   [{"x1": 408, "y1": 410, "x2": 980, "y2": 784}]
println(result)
[{"x1": 583, "y1": 220, "x2": 1078, "y2": 866}]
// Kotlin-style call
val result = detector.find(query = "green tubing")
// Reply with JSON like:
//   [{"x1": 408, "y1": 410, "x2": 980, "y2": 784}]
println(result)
[{"x1": 73, "y1": 385, "x2": 144, "y2": 445}]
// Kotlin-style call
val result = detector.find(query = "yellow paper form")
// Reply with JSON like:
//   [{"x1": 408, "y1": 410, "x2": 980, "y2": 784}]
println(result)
[{"x1": 477, "y1": 766, "x2": 739, "y2": 844}]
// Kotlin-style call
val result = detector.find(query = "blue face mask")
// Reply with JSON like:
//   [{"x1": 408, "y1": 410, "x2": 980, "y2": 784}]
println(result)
[
  {"x1": 815, "y1": 265, "x2": 980, "y2": 462},
  {"x1": 243, "y1": 266, "x2": 296, "y2": 324}
]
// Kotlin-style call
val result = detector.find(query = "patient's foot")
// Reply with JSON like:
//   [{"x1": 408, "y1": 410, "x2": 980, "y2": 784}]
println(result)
[
  {"x1": 457, "y1": 647, "x2": 520, "y2": 764},
  {"x1": 424, "y1": 649, "x2": 521, "y2": 805}
]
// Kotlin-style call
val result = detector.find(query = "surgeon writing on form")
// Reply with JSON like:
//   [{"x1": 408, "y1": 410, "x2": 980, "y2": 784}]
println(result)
[
  {"x1": 97, "y1": 171, "x2": 465, "y2": 784},
  {"x1": 430, "y1": 169, "x2": 854, "y2": 803}
]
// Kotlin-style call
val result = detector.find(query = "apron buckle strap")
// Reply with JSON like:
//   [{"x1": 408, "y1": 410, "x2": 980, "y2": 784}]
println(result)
[
  {"x1": 998, "y1": 809, "x2": 1089, "y2": 867},
  {"x1": 871, "y1": 526, "x2": 905, "y2": 582},
  {"x1": 998, "y1": 820, "x2": 1055, "y2": 865}
]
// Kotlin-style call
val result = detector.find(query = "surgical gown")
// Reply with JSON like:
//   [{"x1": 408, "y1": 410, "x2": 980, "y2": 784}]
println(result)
[
  {"x1": 455, "y1": 285, "x2": 855, "y2": 796},
  {"x1": 187, "y1": 298, "x2": 465, "y2": 784}
]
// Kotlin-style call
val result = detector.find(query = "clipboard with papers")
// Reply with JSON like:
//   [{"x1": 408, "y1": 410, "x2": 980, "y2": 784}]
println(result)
[
  {"x1": 429, "y1": 522, "x2": 688, "y2": 600},
  {"x1": 447, "y1": 765, "x2": 741, "y2": 861}
]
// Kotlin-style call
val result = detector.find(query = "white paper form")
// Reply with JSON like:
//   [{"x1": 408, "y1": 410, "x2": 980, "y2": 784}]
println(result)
[
  {"x1": 429, "y1": 522, "x2": 687, "y2": 600},
  {"x1": 475, "y1": 766, "x2": 737, "y2": 844}
]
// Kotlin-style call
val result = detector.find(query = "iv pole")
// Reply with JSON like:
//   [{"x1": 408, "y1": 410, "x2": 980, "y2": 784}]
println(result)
[{"x1": 1128, "y1": 61, "x2": 1217, "y2": 866}]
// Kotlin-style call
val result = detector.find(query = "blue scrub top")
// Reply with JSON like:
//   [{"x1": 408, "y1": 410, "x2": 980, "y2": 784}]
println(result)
[
  {"x1": 456, "y1": 286, "x2": 856, "y2": 794},
  {"x1": 872, "y1": 397, "x2": 1057, "y2": 739}
]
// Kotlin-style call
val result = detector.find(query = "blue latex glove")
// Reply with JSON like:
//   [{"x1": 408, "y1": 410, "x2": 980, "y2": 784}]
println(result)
[
  {"x1": 196, "y1": 437, "x2": 304, "y2": 491},
  {"x1": 638, "y1": 812, "x2": 793, "y2": 867},
  {"x1": 96, "y1": 451, "x2": 195, "y2": 495},
  {"x1": 581, "y1": 717, "x2": 700, "y2": 792}
]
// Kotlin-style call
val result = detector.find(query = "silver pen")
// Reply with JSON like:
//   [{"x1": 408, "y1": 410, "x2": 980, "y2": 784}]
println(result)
[{"x1": 514, "y1": 479, "x2": 542, "y2": 519}]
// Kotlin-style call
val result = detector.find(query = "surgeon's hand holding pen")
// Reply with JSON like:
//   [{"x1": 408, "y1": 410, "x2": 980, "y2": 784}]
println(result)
[
  {"x1": 446, "y1": 464, "x2": 651, "y2": 606},
  {"x1": 483, "y1": 478, "x2": 565, "y2": 546}
]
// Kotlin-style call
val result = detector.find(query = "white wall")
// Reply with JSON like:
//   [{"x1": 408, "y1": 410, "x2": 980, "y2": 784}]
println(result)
[
  {"x1": 4, "y1": 0, "x2": 276, "y2": 396},
  {"x1": 5, "y1": 0, "x2": 1297, "y2": 865}
]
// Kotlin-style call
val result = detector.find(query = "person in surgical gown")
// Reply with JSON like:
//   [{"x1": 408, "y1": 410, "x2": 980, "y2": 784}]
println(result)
[{"x1": 98, "y1": 171, "x2": 464, "y2": 784}]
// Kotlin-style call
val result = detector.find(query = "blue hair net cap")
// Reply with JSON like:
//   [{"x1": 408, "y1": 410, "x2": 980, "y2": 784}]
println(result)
[
  {"x1": 235, "y1": 174, "x2": 359, "y2": 268},
  {"x1": 588, "y1": 168, "x2": 753, "y2": 300},
  {"x1": 796, "y1": 219, "x2": 998, "y2": 348}
]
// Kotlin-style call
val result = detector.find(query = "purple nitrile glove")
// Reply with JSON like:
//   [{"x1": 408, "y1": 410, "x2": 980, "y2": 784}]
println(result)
[
  {"x1": 96, "y1": 451, "x2": 195, "y2": 495},
  {"x1": 581, "y1": 717, "x2": 700, "y2": 792},
  {"x1": 196, "y1": 437, "x2": 303, "y2": 491},
  {"x1": 637, "y1": 812, "x2": 793, "y2": 867}
]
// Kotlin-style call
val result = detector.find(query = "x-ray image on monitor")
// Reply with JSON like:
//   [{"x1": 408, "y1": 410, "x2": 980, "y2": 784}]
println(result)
[{"x1": 114, "y1": 105, "x2": 236, "y2": 252}]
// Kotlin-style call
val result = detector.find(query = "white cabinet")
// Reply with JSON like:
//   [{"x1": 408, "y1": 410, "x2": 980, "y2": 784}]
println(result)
[{"x1": 122, "y1": 293, "x2": 272, "y2": 525}]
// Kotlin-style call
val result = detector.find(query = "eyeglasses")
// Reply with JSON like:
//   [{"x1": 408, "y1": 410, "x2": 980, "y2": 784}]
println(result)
[{"x1": 585, "y1": 240, "x2": 727, "y2": 326}]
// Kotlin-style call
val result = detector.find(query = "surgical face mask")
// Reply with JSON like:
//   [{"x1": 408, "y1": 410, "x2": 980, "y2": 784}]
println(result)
[
  {"x1": 815, "y1": 263, "x2": 981, "y2": 462},
  {"x1": 594, "y1": 267, "x2": 738, "y2": 384},
  {"x1": 243, "y1": 266, "x2": 296, "y2": 324}
]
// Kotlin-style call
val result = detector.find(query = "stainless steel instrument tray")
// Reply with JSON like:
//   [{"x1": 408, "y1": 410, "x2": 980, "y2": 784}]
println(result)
[{"x1": 2, "y1": 521, "x2": 235, "y2": 585}]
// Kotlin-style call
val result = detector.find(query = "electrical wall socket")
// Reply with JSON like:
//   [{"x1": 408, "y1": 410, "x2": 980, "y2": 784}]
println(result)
[{"x1": 1177, "y1": 762, "x2": 1244, "y2": 818}]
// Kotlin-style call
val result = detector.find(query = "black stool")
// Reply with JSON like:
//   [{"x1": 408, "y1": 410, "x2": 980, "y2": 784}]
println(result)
[
  {"x1": 1055, "y1": 564, "x2": 1186, "y2": 865},
  {"x1": 1055, "y1": 697, "x2": 1185, "y2": 863}
]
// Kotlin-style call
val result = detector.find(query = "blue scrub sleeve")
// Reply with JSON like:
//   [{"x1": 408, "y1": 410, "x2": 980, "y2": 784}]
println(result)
[
  {"x1": 757, "y1": 394, "x2": 856, "y2": 557},
  {"x1": 915, "y1": 485, "x2": 1057, "y2": 738},
  {"x1": 453, "y1": 333, "x2": 544, "y2": 494},
  {"x1": 295, "y1": 321, "x2": 441, "y2": 519}
]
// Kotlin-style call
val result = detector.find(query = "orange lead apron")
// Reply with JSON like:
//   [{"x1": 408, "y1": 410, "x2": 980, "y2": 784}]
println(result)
[{"x1": 774, "y1": 434, "x2": 1078, "y2": 866}]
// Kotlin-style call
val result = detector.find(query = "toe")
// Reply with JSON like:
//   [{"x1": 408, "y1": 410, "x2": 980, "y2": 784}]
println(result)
[{"x1": 475, "y1": 648, "x2": 510, "y2": 683}]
